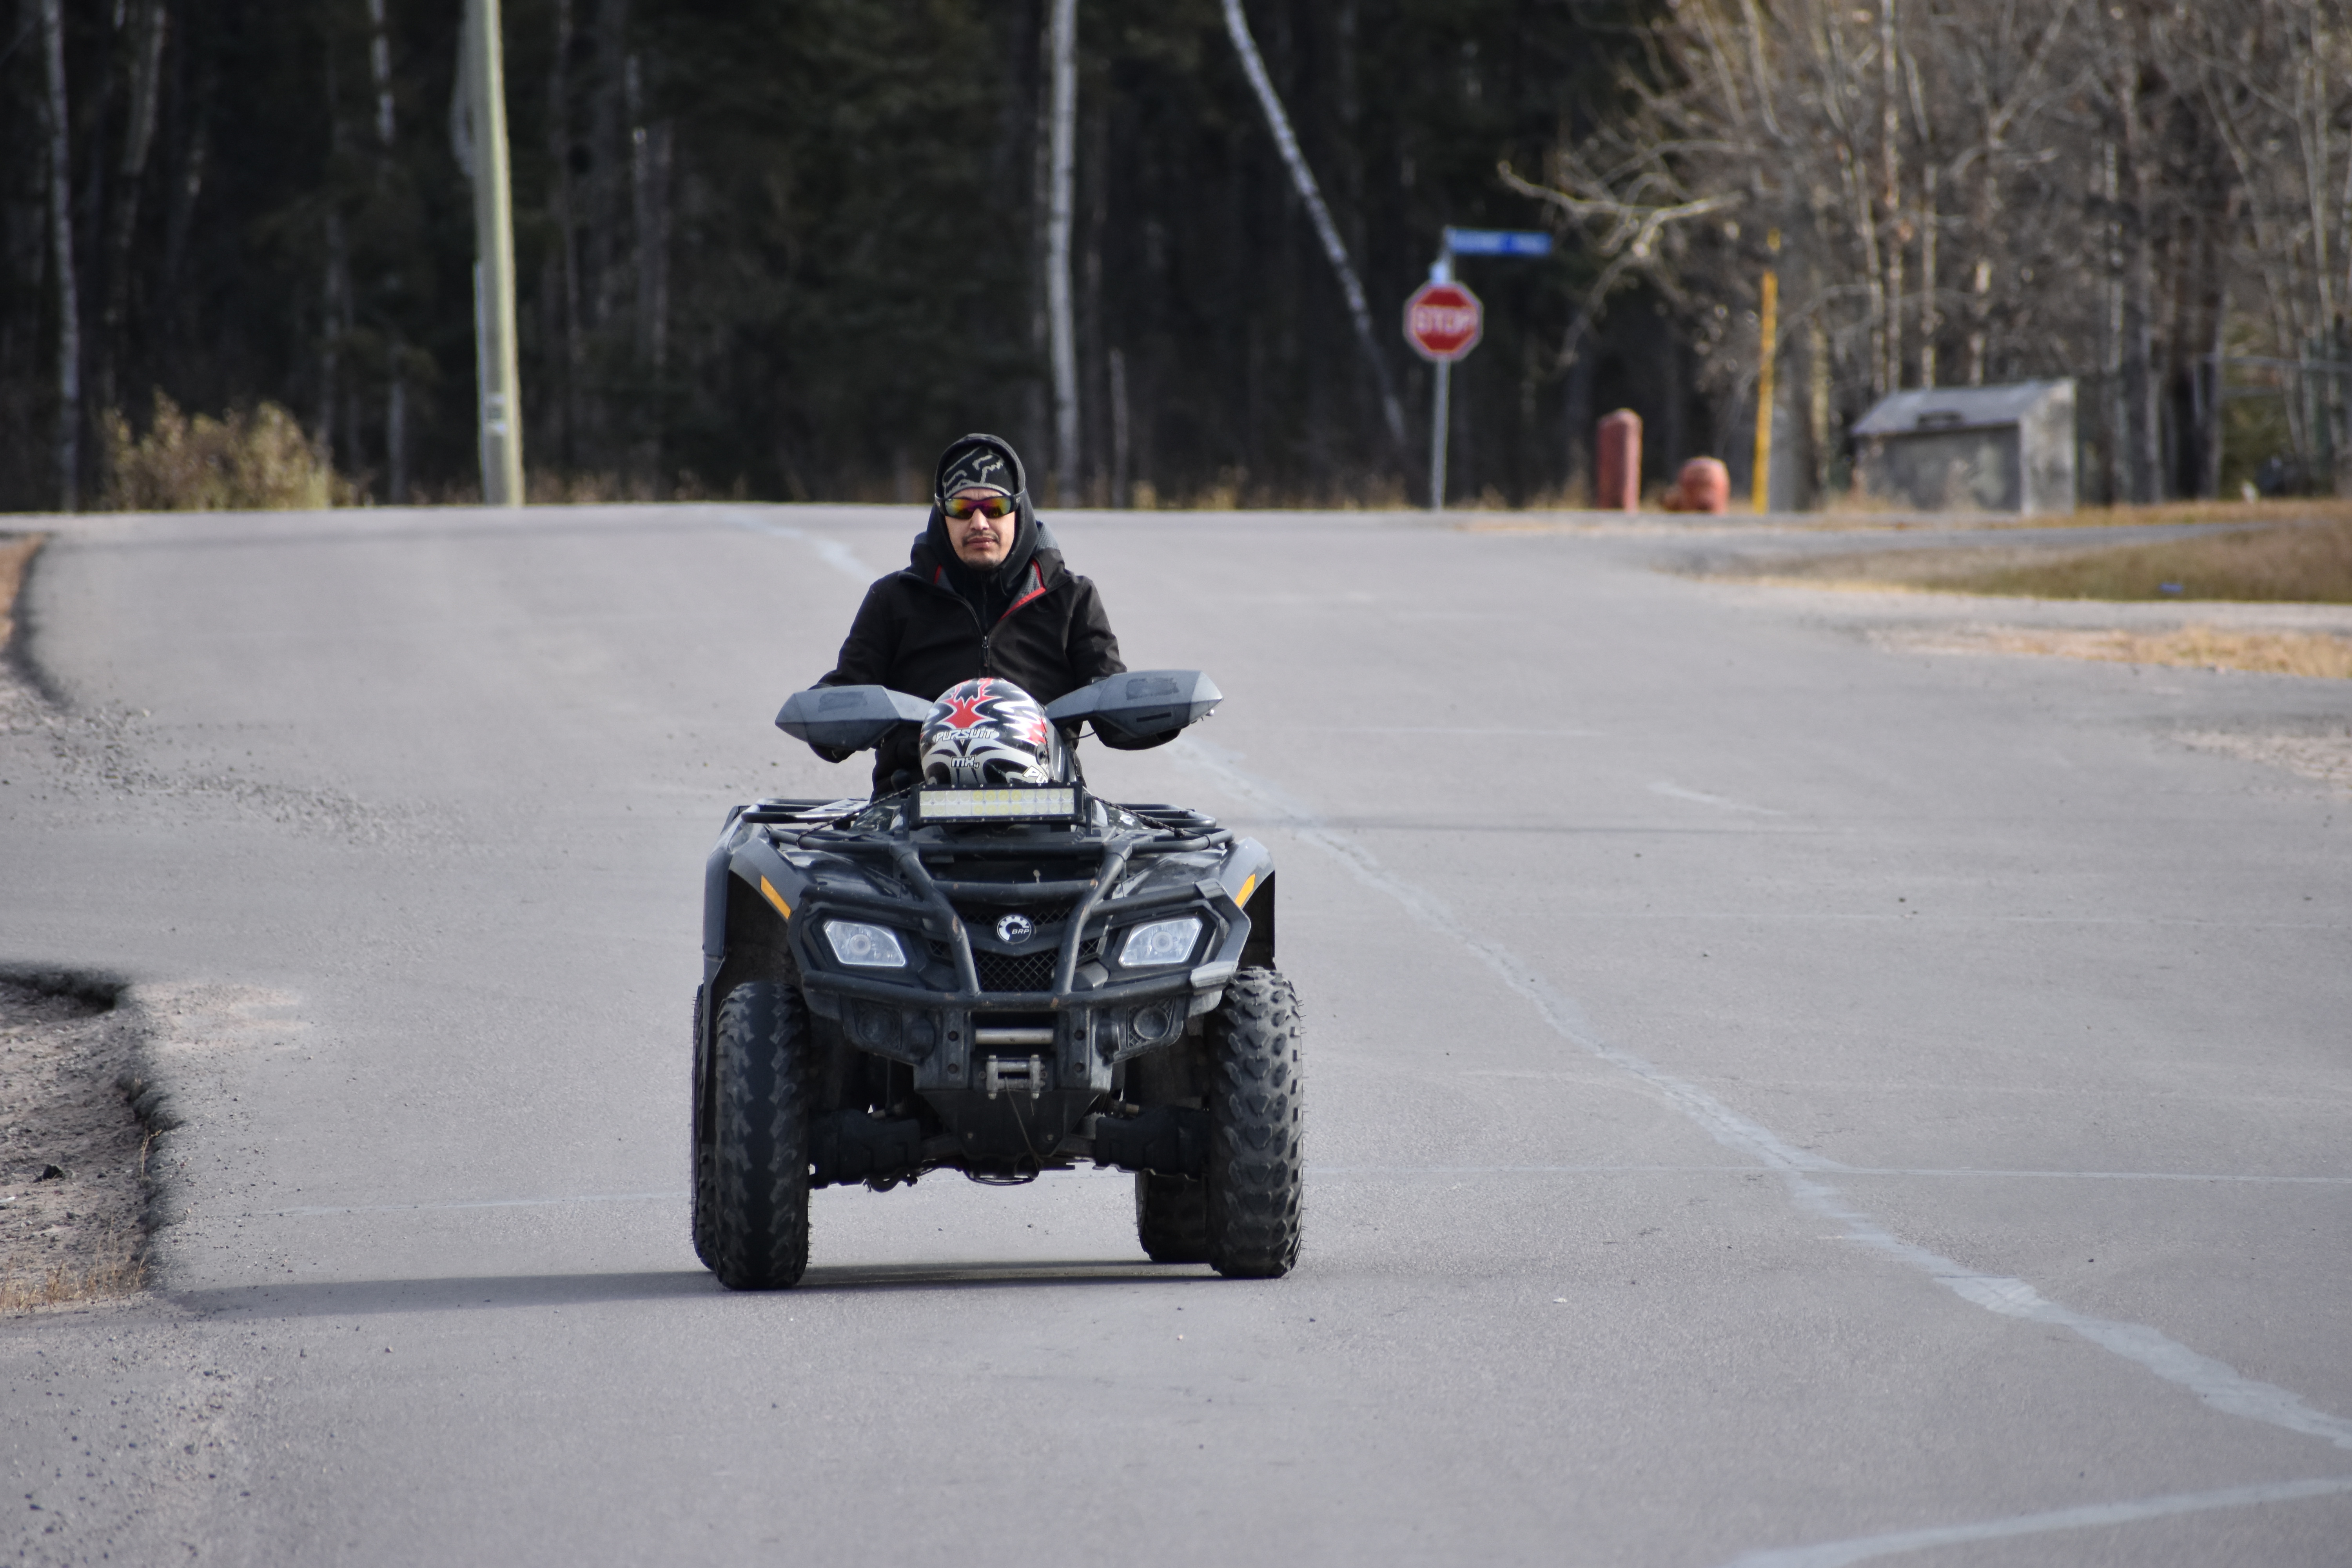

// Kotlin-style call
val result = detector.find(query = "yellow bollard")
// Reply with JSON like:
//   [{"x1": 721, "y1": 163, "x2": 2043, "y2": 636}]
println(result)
[{"x1": 1752, "y1": 232, "x2": 1780, "y2": 514}]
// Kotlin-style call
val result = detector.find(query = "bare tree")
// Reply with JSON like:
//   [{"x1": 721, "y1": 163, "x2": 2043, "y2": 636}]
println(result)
[
  {"x1": 1504, "y1": 0, "x2": 2284, "y2": 504},
  {"x1": 2191, "y1": 0, "x2": 2352, "y2": 493}
]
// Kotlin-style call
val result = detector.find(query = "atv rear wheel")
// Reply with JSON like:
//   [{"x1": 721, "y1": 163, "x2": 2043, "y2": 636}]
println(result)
[
  {"x1": 1135, "y1": 1173, "x2": 1210, "y2": 1263},
  {"x1": 1203, "y1": 967, "x2": 1303, "y2": 1278},
  {"x1": 710, "y1": 980, "x2": 815, "y2": 1289}
]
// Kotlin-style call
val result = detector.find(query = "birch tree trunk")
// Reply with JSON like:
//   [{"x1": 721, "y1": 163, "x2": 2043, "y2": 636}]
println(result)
[
  {"x1": 1221, "y1": 0, "x2": 1408, "y2": 459},
  {"x1": 1045, "y1": 0, "x2": 1078, "y2": 505},
  {"x1": 370, "y1": 0, "x2": 408, "y2": 503},
  {"x1": 547, "y1": 0, "x2": 581, "y2": 470},
  {"x1": 1918, "y1": 164, "x2": 1938, "y2": 388},
  {"x1": 99, "y1": 0, "x2": 168, "y2": 416},
  {"x1": 41, "y1": 0, "x2": 81, "y2": 511},
  {"x1": 2115, "y1": 30, "x2": 2161, "y2": 502},
  {"x1": 1878, "y1": 0, "x2": 1904, "y2": 393},
  {"x1": 632, "y1": 114, "x2": 672, "y2": 380}
]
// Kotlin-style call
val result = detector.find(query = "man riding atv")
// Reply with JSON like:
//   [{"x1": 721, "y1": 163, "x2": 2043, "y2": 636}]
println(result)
[
  {"x1": 811, "y1": 432, "x2": 1166, "y2": 792},
  {"x1": 686, "y1": 435, "x2": 1303, "y2": 1289}
]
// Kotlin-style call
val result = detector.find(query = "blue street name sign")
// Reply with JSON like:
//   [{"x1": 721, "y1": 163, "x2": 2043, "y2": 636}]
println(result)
[{"x1": 1443, "y1": 227, "x2": 1552, "y2": 257}]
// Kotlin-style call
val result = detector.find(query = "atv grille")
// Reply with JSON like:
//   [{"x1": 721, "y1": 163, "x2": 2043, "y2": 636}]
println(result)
[
  {"x1": 957, "y1": 900, "x2": 1077, "y2": 927},
  {"x1": 975, "y1": 949, "x2": 1059, "y2": 992}
]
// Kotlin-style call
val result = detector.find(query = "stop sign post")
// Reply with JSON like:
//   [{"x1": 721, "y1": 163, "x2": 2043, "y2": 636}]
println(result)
[
  {"x1": 1406, "y1": 229, "x2": 1550, "y2": 510},
  {"x1": 1405, "y1": 272, "x2": 1483, "y2": 512}
]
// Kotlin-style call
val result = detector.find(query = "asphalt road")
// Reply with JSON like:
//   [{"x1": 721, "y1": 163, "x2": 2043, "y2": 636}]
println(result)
[{"x1": 2, "y1": 503, "x2": 2347, "y2": 1567}]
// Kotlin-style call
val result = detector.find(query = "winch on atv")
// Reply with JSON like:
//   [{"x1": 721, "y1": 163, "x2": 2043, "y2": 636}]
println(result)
[{"x1": 691, "y1": 670, "x2": 1303, "y2": 1290}]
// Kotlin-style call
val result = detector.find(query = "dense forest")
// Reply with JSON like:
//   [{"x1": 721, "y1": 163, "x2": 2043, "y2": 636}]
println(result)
[
  {"x1": 4, "y1": 1, "x2": 2346, "y2": 512},
  {"x1": 2, "y1": 0, "x2": 1662, "y2": 511}
]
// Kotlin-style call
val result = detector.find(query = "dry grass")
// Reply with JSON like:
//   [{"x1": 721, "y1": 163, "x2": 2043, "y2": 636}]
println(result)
[
  {"x1": 0, "y1": 1225, "x2": 147, "y2": 1311},
  {"x1": 0, "y1": 532, "x2": 40, "y2": 648},
  {"x1": 100, "y1": 392, "x2": 358, "y2": 511},
  {"x1": 1906, "y1": 622, "x2": 2352, "y2": 679},
  {"x1": 1937, "y1": 518, "x2": 2352, "y2": 601},
  {"x1": 1, "y1": 981, "x2": 155, "y2": 1315},
  {"x1": 2061, "y1": 497, "x2": 2352, "y2": 530},
  {"x1": 1742, "y1": 515, "x2": 2352, "y2": 603}
]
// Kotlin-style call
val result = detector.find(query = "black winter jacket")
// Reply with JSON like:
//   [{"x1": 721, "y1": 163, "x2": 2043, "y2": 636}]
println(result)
[{"x1": 815, "y1": 523, "x2": 1152, "y2": 791}]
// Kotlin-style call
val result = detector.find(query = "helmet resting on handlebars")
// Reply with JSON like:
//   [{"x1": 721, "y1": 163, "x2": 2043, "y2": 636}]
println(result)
[{"x1": 919, "y1": 678, "x2": 1059, "y2": 787}]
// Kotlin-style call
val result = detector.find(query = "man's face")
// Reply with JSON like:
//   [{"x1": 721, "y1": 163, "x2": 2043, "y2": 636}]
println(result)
[{"x1": 946, "y1": 488, "x2": 1016, "y2": 568}]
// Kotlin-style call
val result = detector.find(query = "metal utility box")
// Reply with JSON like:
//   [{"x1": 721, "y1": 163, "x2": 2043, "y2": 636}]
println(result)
[{"x1": 1852, "y1": 379, "x2": 2075, "y2": 515}]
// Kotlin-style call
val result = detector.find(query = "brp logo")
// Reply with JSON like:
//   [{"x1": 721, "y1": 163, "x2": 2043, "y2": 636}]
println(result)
[{"x1": 995, "y1": 913, "x2": 1035, "y2": 945}]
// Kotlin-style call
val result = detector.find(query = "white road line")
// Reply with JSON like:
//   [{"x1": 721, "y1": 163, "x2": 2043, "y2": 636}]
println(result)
[
  {"x1": 1650, "y1": 780, "x2": 1788, "y2": 815},
  {"x1": 1180, "y1": 738, "x2": 1839, "y2": 1173},
  {"x1": 725, "y1": 511, "x2": 876, "y2": 583},
  {"x1": 1844, "y1": 1165, "x2": 2352, "y2": 1185},
  {"x1": 1172, "y1": 735, "x2": 2352, "y2": 1455},
  {"x1": 1311, "y1": 1165, "x2": 2352, "y2": 1185},
  {"x1": 1720, "y1": 1476, "x2": 2352, "y2": 1568}
]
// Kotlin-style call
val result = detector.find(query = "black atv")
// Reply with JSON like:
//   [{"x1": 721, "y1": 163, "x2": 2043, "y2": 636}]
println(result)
[{"x1": 691, "y1": 671, "x2": 1302, "y2": 1289}]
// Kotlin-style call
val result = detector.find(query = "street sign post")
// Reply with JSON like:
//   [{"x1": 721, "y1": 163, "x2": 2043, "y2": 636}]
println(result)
[
  {"x1": 1406, "y1": 228, "x2": 1552, "y2": 510},
  {"x1": 1404, "y1": 274, "x2": 1483, "y2": 512}
]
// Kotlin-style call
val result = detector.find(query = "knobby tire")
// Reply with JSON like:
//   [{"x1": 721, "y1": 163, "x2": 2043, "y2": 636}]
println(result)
[
  {"x1": 1204, "y1": 967, "x2": 1304, "y2": 1278},
  {"x1": 711, "y1": 980, "x2": 815, "y2": 1290}
]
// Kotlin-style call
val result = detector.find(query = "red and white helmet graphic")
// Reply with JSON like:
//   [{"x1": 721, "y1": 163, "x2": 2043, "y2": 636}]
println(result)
[{"x1": 919, "y1": 678, "x2": 1058, "y2": 788}]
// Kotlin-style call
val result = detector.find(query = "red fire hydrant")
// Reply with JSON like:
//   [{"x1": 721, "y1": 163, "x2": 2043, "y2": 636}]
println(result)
[
  {"x1": 1595, "y1": 410, "x2": 1642, "y2": 510},
  {"x1": 1662, "y1": 457, "x2": 1731, "y2": 514}
]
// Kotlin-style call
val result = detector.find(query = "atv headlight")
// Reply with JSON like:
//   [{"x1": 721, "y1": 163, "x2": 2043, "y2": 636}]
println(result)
[
  {"x1": 1117, "y1": 916, "x2": 1202, "y2": 968},
  {"x1": 824, "y1": 920, "x2": 908, "y2": 968}
]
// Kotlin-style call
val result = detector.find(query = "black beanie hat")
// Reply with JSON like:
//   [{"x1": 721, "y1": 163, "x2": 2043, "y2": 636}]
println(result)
[{"x1": 934, "y1": 434, "x2": 1026, "y2": 501}]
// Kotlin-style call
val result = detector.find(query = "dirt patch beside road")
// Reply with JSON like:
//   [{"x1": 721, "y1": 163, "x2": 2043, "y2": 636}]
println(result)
[
  {"x1": 1702, "y1": 514, "x2": 2352, "y2": 604},
  {"x1": 2173, "y1": 726, "x2": 2352, "y2": 792},
  {"x1": 0, "y1": 532, "x2": 40, "y2": 651},
  {"x1": 0, "y1": 977, "x2": 155, "y2": 1311},
  {"x1": 1874, "y1": 621, "x2": 2352, "y2": 680}
]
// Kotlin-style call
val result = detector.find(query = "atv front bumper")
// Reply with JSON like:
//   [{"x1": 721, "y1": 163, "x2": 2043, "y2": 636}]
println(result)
[{"x1": 798, "y1": 954, "x2": 1238, "y2": 1098}]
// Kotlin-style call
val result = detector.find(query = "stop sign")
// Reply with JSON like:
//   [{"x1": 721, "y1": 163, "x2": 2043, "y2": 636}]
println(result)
[{"x1": 1403, "y1": 279, "x2": 1483, "y2": 361}]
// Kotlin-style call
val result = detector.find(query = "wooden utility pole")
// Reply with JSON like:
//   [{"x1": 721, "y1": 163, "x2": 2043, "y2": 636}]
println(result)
[
  {"x1": 461, "y1": 0, "x2": 525, "y2": 505},
  {"x1": 40, "y1": 0, "x2": 80, "y2": 512},
  {"x1": 1045, "y1": 0, "x2": 1078, "y2": 505}
]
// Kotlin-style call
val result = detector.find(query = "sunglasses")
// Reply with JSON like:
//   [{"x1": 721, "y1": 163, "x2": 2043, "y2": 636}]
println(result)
[{"x1": 942, "y1": 492, "x2": 1019, "y2": 521}]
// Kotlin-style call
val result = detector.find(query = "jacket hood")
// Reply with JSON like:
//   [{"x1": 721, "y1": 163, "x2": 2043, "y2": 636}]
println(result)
[{"x1": 920, "y1": 433, "x2": 1045, "y2": 601}]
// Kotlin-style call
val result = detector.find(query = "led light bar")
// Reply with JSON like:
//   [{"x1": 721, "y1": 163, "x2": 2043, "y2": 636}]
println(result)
[{"x1": 916, "y1": 786, "x2": 1079, "y2": 823}]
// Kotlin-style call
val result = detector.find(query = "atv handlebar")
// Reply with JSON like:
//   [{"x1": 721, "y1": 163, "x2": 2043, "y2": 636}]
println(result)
[{"x1": 777, "y1": 671, "x2": 1222, "y2": 756}]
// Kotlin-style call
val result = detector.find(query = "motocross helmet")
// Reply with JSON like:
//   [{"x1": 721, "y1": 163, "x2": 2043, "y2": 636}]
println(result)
[{"x1": 919, "y1": 678, "x2": 1060, "y2": 787}]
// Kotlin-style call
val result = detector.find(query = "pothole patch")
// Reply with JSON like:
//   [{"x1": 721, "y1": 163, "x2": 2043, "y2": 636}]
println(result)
[{"x1": 2173, "y1": 726, "x2": 2352, "y2": 794}]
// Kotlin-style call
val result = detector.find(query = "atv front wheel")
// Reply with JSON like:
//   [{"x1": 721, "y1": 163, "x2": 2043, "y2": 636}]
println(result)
[
  {"x1": 710, "y1": 980, "x2": 815, "y2": 1289},
  {"x1": 1203, "y1": 967, "x2": 1303, "y2": 1278},
  {"x1": 1135, "y1": 1173, "x2": 1210, "y2": 1263}
]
